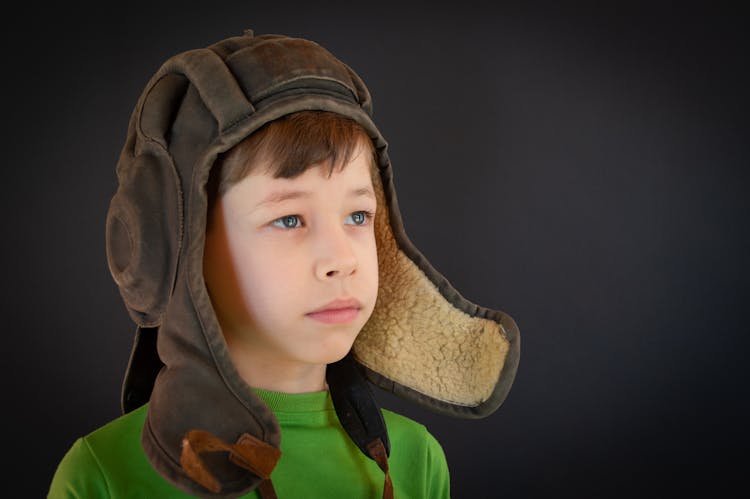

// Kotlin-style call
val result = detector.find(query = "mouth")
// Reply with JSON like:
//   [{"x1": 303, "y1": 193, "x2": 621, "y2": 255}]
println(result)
[{"x1": 306, "y1": 298, "x2": 362, "y2": 324}]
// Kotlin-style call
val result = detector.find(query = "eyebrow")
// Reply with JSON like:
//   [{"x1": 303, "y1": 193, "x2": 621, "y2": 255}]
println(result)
[
  {"x1": 257, "y1": 190, "x2": 310, "y2": 207},
  {"x1": 255, "y1": 186, "x2": 375, "y2": 208},
  {"x1": 350, "y1": 187, "x2": 376, "y2": 200}
]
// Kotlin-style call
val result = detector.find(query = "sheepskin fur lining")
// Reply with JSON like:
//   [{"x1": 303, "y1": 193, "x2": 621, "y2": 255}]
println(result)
[{"x1": 353, "y1": 173, "x2": 510, "y2": 407}]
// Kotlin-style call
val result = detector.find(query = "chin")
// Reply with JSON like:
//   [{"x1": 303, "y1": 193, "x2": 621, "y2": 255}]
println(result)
[
  {"x1": 315, "y1": 337, "x2": 357, "y2": 366},
  {"x1": 324, "y1": 349, "x2": 351, "y2": 365}
]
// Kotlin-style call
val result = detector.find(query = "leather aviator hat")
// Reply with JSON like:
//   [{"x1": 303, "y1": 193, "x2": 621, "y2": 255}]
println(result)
[{"x1": 105, "y1": 29, "x2": 520, "y2": 498}]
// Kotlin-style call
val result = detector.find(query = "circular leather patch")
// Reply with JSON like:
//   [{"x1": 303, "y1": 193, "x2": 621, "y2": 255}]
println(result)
[{"x1": 105, "y1": 151, "x2": 182, "y2": 327}]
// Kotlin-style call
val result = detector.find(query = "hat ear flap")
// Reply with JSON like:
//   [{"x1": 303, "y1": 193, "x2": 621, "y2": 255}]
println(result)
[{"x1": 105, "y1": 75, "x2": 187, "y2": 327}]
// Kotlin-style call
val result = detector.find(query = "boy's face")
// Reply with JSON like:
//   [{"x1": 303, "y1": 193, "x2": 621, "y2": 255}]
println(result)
[{"x1": 203, "y1": 141, "x2": 379, "y2": 374}]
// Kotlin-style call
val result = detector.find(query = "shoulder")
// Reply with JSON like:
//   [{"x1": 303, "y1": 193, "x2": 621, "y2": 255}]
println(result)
[
  {"x1": 75, "y1": 403, "x2": 148, "y2": 466},
  {"x1": 381, "y1": 408, "x2": 444, "y2": 454},
  {"x1": 381, "y1": 409, "x2": 451, "y2": 498},
  {"x1": 48, "y1": 405, "x2": 150, "y2": 498},
  {"x1": 381, "y1": 409, "x2": 429, "y2": 436}
]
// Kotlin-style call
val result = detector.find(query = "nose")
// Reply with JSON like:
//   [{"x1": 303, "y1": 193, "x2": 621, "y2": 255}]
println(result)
[{"x1": 313, "y1": 224, "x2": 358, "y2": 281}]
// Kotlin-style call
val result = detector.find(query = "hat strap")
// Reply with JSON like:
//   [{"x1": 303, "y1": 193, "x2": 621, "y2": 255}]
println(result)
[{"x1": 327, "y1": 352, "x2": 393, "y2": 498}]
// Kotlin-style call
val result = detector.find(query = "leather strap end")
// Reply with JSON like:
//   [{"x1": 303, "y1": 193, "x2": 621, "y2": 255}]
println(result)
[
  {"x1": 180, "y1": 429, "x2": 282, "y2": 494},
  {"x1": 367, "y1": 438, "x2": 394, "y2": 499},
  {"x1": 229, "y1": 432, "x2": 283, "y2": 479}
]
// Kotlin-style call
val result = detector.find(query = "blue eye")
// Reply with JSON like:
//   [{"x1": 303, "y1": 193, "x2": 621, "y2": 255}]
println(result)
[
  {"x1": 271, "y1": 215, "x2": 302, "y2": 229},
  {"x1": 345, "y1": 211, "x2": 371, "y2": 226}
]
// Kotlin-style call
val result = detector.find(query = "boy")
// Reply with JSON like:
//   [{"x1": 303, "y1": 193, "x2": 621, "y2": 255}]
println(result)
[{"x1": 48, "y1": 29, "x2": 520, "y2": 498}]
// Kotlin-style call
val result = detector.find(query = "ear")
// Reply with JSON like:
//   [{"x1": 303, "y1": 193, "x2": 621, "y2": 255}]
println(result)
[{"x1": 105, "y1": 74, "x2": 188, "y2": 327}]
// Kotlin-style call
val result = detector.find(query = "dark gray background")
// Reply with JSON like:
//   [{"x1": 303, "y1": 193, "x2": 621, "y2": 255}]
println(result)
[{"x1": 5, "y1": 1, "x2": 748, "y2": 498}]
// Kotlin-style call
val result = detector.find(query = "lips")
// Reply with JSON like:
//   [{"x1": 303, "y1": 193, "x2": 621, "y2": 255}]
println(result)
[{"x1": 306, "y1": 298, "x2": 362, "y2": 324}]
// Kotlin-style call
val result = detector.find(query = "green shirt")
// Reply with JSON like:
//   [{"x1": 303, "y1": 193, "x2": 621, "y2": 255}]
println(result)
[{"x1": 48, "y1": 389, "x2": 450, "y2": 498}]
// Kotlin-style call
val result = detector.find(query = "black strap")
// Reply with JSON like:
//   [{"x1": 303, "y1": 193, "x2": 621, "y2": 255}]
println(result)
[
  {"x1": 326, "y1": 352, "x2": 390, "y2": 457},
  {"x1": 121, "y1": 326, "x2": 164, "y2": 413}
]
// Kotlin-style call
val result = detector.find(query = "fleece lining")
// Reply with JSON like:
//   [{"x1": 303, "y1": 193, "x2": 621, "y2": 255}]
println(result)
[{"x1": 354, "y1": 174, "x2": 509, "y2": 406}]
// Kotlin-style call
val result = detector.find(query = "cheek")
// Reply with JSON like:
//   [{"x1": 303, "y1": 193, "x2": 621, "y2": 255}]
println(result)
[
  {"x1": 233, "y1": 243, "x2": 303, "y2": 319},
  {"x1": 234, "y1": 250, "x2": 272, "y2": 304},
  {"x1": 361, "y1": 235, "x2": 380, "y2": 296}
]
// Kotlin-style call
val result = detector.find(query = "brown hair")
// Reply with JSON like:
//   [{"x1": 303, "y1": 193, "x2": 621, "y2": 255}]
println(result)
[{"x1": 207, "y1": 111, "x2": 377, "y2": 211}]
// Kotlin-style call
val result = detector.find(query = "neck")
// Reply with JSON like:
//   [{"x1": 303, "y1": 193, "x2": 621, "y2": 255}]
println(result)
[{"x1": 227, "y1": 342, "x2": 328, "y2": 394}]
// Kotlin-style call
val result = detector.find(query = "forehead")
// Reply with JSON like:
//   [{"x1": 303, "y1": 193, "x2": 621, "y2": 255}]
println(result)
[{"x1": 222, "y1": 143, "x2": 376, "y2": 208}]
